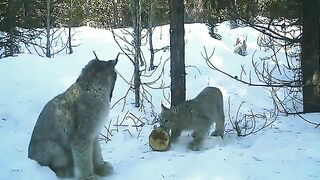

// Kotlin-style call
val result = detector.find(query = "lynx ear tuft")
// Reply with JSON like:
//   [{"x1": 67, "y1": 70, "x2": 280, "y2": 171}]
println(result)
[
  {"x1": 112, "y1": 59, "x2": 118, "y2": 66},
  {"x1": 161, "y1": 103, "x2": 168, "y2": 111},
  {"x1": 112, "y1": 53, "x2": 120, "y2": 66},
  {"x1": 115, "y1": 53, "x2": 120, "y2": 60},
  {"x1": 92, "y1": 51, "x2": 99, "y2": 60}
]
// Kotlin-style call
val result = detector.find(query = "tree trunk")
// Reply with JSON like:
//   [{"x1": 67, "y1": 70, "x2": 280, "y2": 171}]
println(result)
[
  {"x1": 170, "y1": 0, "x2": 186, "y2": 106},
  {"x1": 112, "y1": 0, "x2": 119, "y2": 27},
  {"x1": 46, "y1": 0, "x2": 51, "y2": 58},
  {"x1": 68, "y1": 0, "x2": 73, "y2": 54},
  {"x1": 68, "y1": 26, "x2": 73, "y2": 54},
  {"x1": 301, "y1": 0, "x2": 320, "y2": 112},
  {"x1": 5, "y1": 0, "x2": 20, "y2": 57},
  {"x1": 148, "y1": 0, "x2": 155, "y2": 71},
  {"x1": 7, "y1": 0, "x2": 15, "y2": 57},
  {"x1": 132, "y1": 0, "x2": 142, "y2": 107}
]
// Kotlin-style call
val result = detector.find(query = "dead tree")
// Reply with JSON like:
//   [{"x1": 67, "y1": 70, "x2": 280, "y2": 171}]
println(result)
[
  {"x1": 132, "y1": 0, "x2": 142, "y2": 107},
  {"x1": 202, "y1": 27, "x2": 319, "y2": 127},
  {"x1": 67, "y1": 0, "x2": 81, "y2": 54},
  {"x1": 45, "y1": 0, "x2": 51, "y2": 57},
  {"x1": 32, "y1": 0, "x2": 71, "y2": 58},
  {"x1": 110, "y1": 0, "x2": 172, "y2": 110},
  {"x1": 148, "y1": 0, "x2": 156, "y2": 71},
  {"x1": 225, "y1": 0, "x2": 319, "y2": 113}
]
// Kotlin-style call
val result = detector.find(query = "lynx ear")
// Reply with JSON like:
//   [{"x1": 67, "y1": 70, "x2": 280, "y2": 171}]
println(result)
[
  {"x1": 112, "y1": 59, "x2": 118, "y2": 66},
  {"x1": 161, "y1": 103, "x2": 168, "y2": 111},
  {"x1": 93, "y1": 51, "x2": 99, "y2": 60},
  {"x1": 112, "y1": 53, "x2": 120, "y2": 66}
]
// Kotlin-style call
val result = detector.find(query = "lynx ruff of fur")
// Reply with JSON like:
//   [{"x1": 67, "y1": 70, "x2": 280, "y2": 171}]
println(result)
[
  {"x1": 160, "y1": 87, "x2": 225, "y2": 151},
  {"x1": 28, "y1": 58, "x2": 118, "y2": 180}
]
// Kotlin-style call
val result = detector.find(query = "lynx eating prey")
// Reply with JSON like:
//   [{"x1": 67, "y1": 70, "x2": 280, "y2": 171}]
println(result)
[
  {"x1": 160, "y1": 87, "x2": 225, "y2": 151},
  {"x1": 28, "y1": 56, "x2": 118, "y2": 180}
]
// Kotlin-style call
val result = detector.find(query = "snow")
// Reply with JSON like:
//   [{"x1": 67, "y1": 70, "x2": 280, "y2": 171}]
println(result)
[{"x1": 0, "y1": 22, "x2": 319, "y2": 180}]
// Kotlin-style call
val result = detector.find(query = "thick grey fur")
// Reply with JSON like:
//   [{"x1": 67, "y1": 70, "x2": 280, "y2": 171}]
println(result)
[
  {"x1": 160, "y1": 87, "x2": 225, "y2": 151},
  {"x1": 28, "y1": 58, "x2": 117, "y2": 180}
]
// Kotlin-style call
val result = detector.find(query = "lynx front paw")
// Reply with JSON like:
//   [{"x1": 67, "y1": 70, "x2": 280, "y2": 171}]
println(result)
[
  {"x1": 210, "y1": 130, "x2": 224, "y2": 139},
  {"x1": 95, "y1": 161, "x2": 114, "y2": 177},
  {"x1": 54, "y1": 167, "x2": 74, "y2": 178},
  {"x1": 170, "y1": 135, "x2": 179, "y2": 143},
  {"x1": 170, "y1": 129, "x2": 181, "y2": 143},
  {"x1": 188, "y1": 140, "x2": 202, "y2": 151},
  {"x1": 79, "y1": 175, "x2": 99, "y2": 180}
]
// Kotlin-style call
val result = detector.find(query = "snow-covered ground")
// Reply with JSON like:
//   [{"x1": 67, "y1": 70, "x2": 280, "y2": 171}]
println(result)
[{"x1": 0, "y1": 22, "x2": 319, "y2": 180}]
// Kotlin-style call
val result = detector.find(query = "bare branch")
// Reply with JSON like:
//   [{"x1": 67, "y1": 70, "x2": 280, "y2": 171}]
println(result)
[{"x1": 202, "y1": 46, "x2": 301, "y2": 88}]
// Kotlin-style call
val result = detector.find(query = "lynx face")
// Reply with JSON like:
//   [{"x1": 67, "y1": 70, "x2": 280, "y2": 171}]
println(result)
[
  {"x1": 77, "y1": 59, "x2": 118, "y2": 101},
  {"x1": 159, "y1": 105, "x2": 178, "y2": 130}
]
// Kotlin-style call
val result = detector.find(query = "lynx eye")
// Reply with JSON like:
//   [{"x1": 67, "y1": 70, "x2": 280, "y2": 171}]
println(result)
[{"x1": 160, "y1": 117, "x2": 168, "y2": 124}]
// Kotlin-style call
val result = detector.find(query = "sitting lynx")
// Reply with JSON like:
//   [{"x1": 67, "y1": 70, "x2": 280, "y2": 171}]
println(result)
[
  {"x1": 28, "y1": 56, "x2": 118, "y2": 180},
  {"x1": 160, "y1": 87, "x2": 225, "y2": 151}
]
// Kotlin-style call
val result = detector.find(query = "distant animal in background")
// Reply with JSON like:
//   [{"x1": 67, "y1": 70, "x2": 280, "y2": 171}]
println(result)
[
  {"x1": 160, "y1": 87, "x2": 225, "y2": 151},
  {"x1": 234, "y1": 34, "x2": 247, "y2": 56},
  {"x1": 28, "y1": 53, "x2": 118, "y2": 180}
]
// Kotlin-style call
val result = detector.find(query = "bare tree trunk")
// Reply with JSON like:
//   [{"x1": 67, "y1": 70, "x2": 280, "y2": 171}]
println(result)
[
  {"x1": 112, "y1": 0, "x2": 119, "y2": 27},
  {"x1": 46, "y1": 0, "x2": 51, "y2": 58},
  {"x1": 7, "y1": 0, "x2": 15, "y2": 57},
  {"x1": 170, "y1": 0, "x2": 186, "y2": 106},
  {"x1": 68, "y1": 0, "x2": 73, "y2": 54},
  {"x1": 132, "y1": 0, "x2": 142, "y2": 107},
  {"x1": 148, "y1": 0, "x2": 155, "y2": 71},
  {"x1": 301, "y1": 0, "x2": 320, "y2": 112},
  {"x1": 68, "y1": 27, "x2": 73, "y2": 54}
]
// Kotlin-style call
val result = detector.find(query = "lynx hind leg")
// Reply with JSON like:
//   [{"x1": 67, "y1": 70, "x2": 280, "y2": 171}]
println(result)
[
  {"x1": 93, "y1": 137, "x2": 113, "y2": 177},
  {"x1": 189, "y1": 130, "x2": 207, "y2": 151},
  {"x1": 211, "y1": 115, "x2": 225, "y2": 139},
  {"x1": 28, "y1": 139, "x2": 74, "y2": 177}
]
